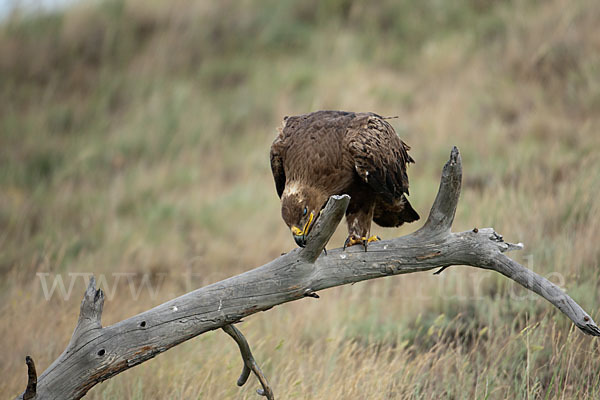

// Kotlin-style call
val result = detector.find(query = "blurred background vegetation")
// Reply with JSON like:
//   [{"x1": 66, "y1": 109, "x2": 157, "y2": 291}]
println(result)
[{"x1": 1, "y1": 0, "x2": 599, "y2": 398}]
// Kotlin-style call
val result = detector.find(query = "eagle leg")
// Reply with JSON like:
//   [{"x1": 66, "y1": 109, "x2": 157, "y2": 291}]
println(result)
[{"x1": 344, "y1": 194, "x2": 377, "y2": 250}]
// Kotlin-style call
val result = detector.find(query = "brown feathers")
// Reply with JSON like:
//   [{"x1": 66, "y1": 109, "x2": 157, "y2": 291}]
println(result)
[{"x1": 270, "y1": 110, "x2": 419, "y2": 247}]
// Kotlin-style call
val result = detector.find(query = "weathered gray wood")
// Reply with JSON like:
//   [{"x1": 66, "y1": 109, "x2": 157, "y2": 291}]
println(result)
[
  {"x1": 222, "y1": 324, "x2": 274, "y2": 399},
  {"x1": 16, "y1": 147, "x2": 599, "y2": 400},
  {"x1": 23, "y1": 356, "x2": 37, "y2": 400}
]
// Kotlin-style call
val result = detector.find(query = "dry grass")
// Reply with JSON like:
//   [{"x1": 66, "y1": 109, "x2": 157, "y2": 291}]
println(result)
[{"x1": 1, "y1": 0, "x2": 600, "y2": 398}]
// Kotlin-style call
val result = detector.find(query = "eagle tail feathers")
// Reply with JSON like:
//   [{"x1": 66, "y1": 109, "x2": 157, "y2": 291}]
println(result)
[
  {"x1": 372, "y1": 195, "x2": 420, "y2": 227},
  {"x1": 399, "y1": 196, "x2": 420, "y2": 223}
]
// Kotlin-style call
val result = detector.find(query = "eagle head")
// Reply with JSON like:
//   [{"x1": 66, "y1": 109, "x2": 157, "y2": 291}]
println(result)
[{"x1": 281, "y1": 183, "x2": 328, "y2": 248}]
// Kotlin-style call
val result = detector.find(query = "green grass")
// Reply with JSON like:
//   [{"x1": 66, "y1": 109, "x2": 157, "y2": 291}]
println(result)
[{"x1": 2, "y1": 0, "x2": 600, "y2": 398}]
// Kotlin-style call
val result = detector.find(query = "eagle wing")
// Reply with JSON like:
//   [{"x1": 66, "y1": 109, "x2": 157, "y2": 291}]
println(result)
[
  {"x1": 346, "y1": 114, "x2": 414, "y2": 202},
  {"x1": 270, "y1": 120, "x2": 288, "y2": 198}
]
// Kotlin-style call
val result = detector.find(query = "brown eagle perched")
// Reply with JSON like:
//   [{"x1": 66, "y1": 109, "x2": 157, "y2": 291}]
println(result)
[{"x1": 270, "y1": 110, "x2": 420, "y2": 249}]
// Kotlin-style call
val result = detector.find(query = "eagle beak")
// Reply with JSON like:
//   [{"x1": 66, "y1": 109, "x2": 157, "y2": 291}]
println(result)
[
  {"x1": 293, "y1": 233, "x2": 306, "y2": 248},
  {"x1": 291, "y1": 212, "x2": 315, "y2": 248},
  {"x1": 291, "y1": 226, "x2": 306, "y2": 247}
]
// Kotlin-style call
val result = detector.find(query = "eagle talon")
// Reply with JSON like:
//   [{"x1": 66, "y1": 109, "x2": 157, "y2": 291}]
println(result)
[
  {"x1": 367, "y1": 235, "x2": 381, "y2": 243},
  {"x1": 362, "y1": 236, "x2": 380, "y2": 251},
  {"x1": 344, "y1": 235, "x2": 363, "y2": 250},
  {"x1": 344, "y1": 235, "x2": 378, "y2": 251}
]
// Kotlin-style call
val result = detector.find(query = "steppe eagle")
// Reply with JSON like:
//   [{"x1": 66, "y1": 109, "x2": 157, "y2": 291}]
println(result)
[{"x1": 270, "y1": 110, "x2": 419, "y2": 250}]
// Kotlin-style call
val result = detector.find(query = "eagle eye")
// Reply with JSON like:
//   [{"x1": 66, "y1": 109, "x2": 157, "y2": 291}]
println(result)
[{"x1": 303, "y1": 206, "x2": 308, "y2": 216}]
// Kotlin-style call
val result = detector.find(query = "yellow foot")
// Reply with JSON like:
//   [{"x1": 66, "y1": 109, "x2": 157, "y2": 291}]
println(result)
[
  {"x1": 344, "y1": 236, "x2": 363, "y2": 249},
  {"x1": 344, "y1": 235, "x2": 381, "y2": 251},
  {"x1": 366, "y1": 235, "x2": 381, "y2": 243}
]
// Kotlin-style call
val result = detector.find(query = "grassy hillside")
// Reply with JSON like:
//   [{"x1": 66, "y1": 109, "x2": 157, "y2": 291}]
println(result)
[{"x1": 2, "y1": 0, "x2": 600, "y2": 398}]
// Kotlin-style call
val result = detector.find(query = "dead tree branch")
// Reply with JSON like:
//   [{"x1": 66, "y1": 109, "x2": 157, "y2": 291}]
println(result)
[
  {"x1": 222, "y1": 325, "x2": 274, "y2": 399},
  {"x1": 16, "y1": 146, "x2": 599, "y2": 400},
  {"x1": 23, "y1": 356, "x2": 37, "y2": 400}
]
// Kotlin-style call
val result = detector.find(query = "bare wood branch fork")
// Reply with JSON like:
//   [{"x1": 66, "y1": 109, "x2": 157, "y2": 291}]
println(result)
[{"x1": 16, "y1": 147, "x2": 599, "y2": 400}]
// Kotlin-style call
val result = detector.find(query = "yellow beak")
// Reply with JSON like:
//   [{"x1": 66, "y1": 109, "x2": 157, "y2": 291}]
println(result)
[{"x1": 291, "y1": 212, "x2": 314, "y2": 247}]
